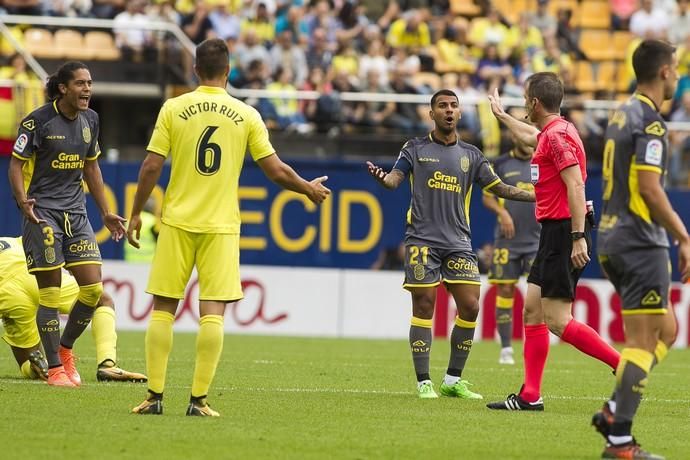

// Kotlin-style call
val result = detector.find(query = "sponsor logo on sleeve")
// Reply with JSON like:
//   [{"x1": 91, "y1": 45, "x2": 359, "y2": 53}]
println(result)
[
  {"x1": 22, "y1": 119, "x2": 35, "y2": 131},
  {"x1": 14, "y1": 133, "x2": 28, "y2": 153},
  {"x1": 644, "y1": 139, "x2": 663, "y2": 165},
  {"x1": 644, "y1": 121, "x2": 666, "y2": 136}
]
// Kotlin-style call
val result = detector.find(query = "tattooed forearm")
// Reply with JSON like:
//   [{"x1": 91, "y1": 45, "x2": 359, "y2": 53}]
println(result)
[
  {"x1": 384, "y1": 169, "x2": 405, "y2": 189},
  {"x1": 489, "y1": 182, "x2": 536, "y2": 202}
]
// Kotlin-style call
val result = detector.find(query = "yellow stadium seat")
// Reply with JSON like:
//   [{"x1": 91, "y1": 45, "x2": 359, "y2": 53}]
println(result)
[
  {"x1": 575, "y1": 61, "x2": 597, "y2": 92},
  {"x1": 597, "y1": 61, "x2": 617, "y2": 92},
  {"x1": 450, "y1": 0, "x2": 481, "y2": 17},
  {"x1": 493, "y1": 0, "x2": 526, "y2": 24},
  {"x1": 24, "y1": 28, "x2": 61, "y2": 59},
  {"x1": 578, "y1": 1, "x2": 611, "y2": 29},
  {"x1": 580, "y1": 30, "x2": 614, "y2": 61},
  {"x1": 84, "y1": 31, "x2": 121, "y2": 61},
  {"x1": 612, "y1": 31, "x2": 634, "y2": 61},
  {"x1": 54, "y1": 30, "x2": 93, "y2": 60}
]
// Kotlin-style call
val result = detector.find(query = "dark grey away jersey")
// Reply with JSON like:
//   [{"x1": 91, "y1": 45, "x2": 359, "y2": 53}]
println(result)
[
  {"x1": 12, "y1": 101, "x2": 101, "y2": 214},
  {"x1": 393, "y1": 134, "x2": 500, "y2": 251},
  {"x1": 597, "y1": 93, "x2": 669, "y2": 253},
  {"x1": 489, "y1": 152, "x2": 540, "y2": 250}
]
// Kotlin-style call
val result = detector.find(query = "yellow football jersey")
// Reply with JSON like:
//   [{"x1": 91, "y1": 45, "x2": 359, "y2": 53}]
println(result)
[
  {"x1": 0, "y1": 237, "x2": 28, "y2": 284},
  {"x1": 147, "y1": 86, "x2": 275, "y2": 234}
]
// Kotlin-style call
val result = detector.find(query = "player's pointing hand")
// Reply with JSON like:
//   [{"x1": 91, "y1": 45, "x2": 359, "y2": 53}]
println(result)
[
  {"x1": 308, "y1": 176, "x2": 331, "y2": 204},
  {"x1": 366, "y1": 161, "x2": 387, "y2": 184}
]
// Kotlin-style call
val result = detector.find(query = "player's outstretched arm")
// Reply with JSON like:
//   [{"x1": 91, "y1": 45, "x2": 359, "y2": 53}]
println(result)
[
  {"x1": 638, "y1": 170, "x2": 690, "y2": 282},
  {"x1": 127, "y1": 152, "x2": 165, "y2": 248},
  {"x1": 257, "y1": 153, "x2": 331, "y2": 204},
  {"x1": 488, "y1": 88, "x2": 539, "y2": 148},
  {"x1": 366, "y1": 161, "x2": 405, "y2": 190},
  {"x1": 487, "y1": 181, "x2": 535, "y2": 203},
  {"x1": 84, "y1": 159, "x2": 126, "y2": 241}
]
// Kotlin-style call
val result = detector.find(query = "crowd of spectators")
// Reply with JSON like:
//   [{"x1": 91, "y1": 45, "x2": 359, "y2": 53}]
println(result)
[{"x1": 2, "y1": 0, "x2": 690, "y2": 184}]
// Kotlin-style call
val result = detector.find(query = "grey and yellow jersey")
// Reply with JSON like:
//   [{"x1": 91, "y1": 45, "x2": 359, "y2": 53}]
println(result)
[
  {"x1": 12, "y1": 100, "x2": 101, "y2": 214},
  {"x1": 392, "y1": 133, "x2": 500, "y2": 251},
  {"x1": 597, "y1": 93, "x2": 669, "y2": 253},
  {"x1": 487, "y1": 152, "x2": 540, "y2": 251}
]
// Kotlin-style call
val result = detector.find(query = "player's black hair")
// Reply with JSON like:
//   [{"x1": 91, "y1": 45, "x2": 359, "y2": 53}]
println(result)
[
  {"x1": 430, "y1": 89, "x2": 459, "y2": 108},
  {"x1": 525, "y1": 72, "x2": 563, "y2": 113},
  {"x1": 633, "y1": 39, "x2": 676, "y2": 84},
  {"x1": 46, "y1": 61, "x2": 88, "y2": 101},
  {"x1": 195, "y1": 38, "x2": 229, "y2": 80}
]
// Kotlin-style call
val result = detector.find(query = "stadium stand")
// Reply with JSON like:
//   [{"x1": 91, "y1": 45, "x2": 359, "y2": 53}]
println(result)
[{"x1": 0, "y1": 0, "x2": 689, "y2": 185}]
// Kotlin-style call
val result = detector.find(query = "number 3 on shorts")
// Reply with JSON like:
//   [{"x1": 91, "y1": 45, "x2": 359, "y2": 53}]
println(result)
[{"x1": 42, "y1": 227, "x2": 54, "y2": 247}]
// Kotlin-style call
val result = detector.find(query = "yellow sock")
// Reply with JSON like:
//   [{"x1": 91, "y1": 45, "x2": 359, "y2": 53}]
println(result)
[
  {"x1": 92, "y1": 306, "x2": 117, "y2": 366},
  {"x1": 146, "y1": 310, "x2": 175, "y2": 394},
  {"x1": 654, "y1": 340, "x2": 668, "y2": 365},
  {"x1": 191, "y1": 315, "x2": 224, "y2": 398}
]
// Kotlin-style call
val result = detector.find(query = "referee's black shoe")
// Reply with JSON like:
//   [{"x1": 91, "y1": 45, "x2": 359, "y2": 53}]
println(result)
[{"x1": 486, "y1": 392, "x2": 544, "y2": 411}]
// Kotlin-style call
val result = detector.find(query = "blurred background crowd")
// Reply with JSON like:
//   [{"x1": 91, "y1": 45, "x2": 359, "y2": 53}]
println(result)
[{"x1": 2, "y1": 0, "x2": 690, "y2": 186}]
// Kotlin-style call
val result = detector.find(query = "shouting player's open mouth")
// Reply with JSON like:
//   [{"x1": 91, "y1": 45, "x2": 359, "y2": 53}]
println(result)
[
  {"x1": 78, "y1": 94, "x2": 90, "y2": 109},
  {"x1": 445, "y1": 116, "x2": 454, "y2": 126}
]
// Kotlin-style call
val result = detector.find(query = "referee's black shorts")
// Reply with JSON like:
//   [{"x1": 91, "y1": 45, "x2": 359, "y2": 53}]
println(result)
[{"x1": 526, "y1": 219, "x2": 592, "y2": 300}]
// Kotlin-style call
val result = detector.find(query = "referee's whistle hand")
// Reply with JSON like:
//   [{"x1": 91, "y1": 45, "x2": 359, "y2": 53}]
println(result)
[{"x1": 571, "y1": 239, "x2": 590, "y2": 269}]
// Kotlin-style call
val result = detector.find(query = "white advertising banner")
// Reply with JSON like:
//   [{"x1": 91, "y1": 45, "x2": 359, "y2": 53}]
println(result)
[{"x1": 102, "y1": 262, "x2": 690, "y2": 347}]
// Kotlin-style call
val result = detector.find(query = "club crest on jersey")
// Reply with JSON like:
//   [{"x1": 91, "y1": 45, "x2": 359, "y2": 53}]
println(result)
[
  {"x1": 644, "y1": 121, "x2": 666, "y2": 136},
  {"x1": 14, "y1": 133, "x2": 28, "y2": 153},
  {"x1": 645, "y1": 139, "x2": 663, "y2": 165},
  {"x1": 82, "y1": 126, "x2": 91, "y2": 144},
  {"x1": 22, "y1": 119, "x2": 35, "y2": 131},
  {"x1": 460, "y1": 156, "x2": 470, "y2": 173}
]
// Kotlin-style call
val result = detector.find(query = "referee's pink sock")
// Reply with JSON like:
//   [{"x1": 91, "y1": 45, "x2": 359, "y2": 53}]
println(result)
[
  {"x1": 520, "y1": 323, "x2": 550, "y2": 403},
  {"x1": 560, "y1": 319, "x2": 620, "y2": 369}
]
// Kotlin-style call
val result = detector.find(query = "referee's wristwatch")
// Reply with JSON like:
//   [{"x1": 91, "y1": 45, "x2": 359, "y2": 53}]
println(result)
[{"x1": 571, "y1": 231, "x2": 586, "y2": 241}]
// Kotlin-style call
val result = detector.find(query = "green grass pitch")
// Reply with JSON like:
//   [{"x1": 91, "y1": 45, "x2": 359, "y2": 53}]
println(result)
[{"x1": 1, "y1": 332, "x2": 689, "y2": 459}]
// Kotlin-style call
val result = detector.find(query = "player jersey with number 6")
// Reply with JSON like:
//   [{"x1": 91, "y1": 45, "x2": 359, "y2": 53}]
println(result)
[{"x1": 147, "y1": 86, "x2": 275, "y2": 234}]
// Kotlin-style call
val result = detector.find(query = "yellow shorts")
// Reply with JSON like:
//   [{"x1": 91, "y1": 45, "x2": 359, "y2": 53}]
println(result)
[
  {"x1": 147, "y1": 224, "x2": 243, "y2": 301},
  {"x1": 0, "y1": 271, "x2": 78, "y2": 349}
]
